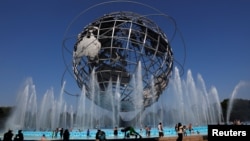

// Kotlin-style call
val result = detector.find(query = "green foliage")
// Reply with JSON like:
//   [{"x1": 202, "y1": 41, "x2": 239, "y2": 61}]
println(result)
[
  {"x1": 0, "y1": 106, "x2": 12, "y2": 130},
  {"x1": 221, "y1": 98, "x2": 250, "y2": 123},
  {"x1": 0, "y1": 106, "x2": 12, "y2": 117}
]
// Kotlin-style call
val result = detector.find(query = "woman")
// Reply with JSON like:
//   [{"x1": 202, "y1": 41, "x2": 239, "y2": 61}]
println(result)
[{"x1": 176, "y1": 122, "x2": 183, "y2": 141}]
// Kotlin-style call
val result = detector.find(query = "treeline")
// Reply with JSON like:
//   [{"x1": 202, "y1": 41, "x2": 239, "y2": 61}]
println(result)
[
  {"x1": 0, "y1": 106, "x2": 12, "y2": 130},
  {"x1": 0, "y1": 98, "x2": 250, "y2": 129},
  {"x1": 221, "y1": 98, "x2": 250, "y2": 122}
]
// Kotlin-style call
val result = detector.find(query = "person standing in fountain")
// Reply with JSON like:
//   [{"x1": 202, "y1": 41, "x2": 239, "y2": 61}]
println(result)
[
  {"x1": 188, "y1": 123, "x2": 193, "y2": 135},
  {"x1": 113, "y1": 127, "x2": 118, "y2": 137},
  {"x1": 176, "y1": 122, "x2": 183, "y2": 141},
  {"x1": 87, "y1": 129, "x2": 90, "y2": 137},
  {"x1": 183, "y1": 125, "x2": 187, "y2": 136},
  {"x1": 158, "y1": 122, "x2": 164, "y2": 137},
  {"x1": 60, "y1": 128, "x2": 64, "y2": 139},
  {"x1": 52, "y1": 128, "x2": 59, "y2": 138},
  {"x1": 145, "y1": 126, "x2": 151, "y2": 137},
  {"x1": 63, "y1": 129, "x2": 70, "y2": 141}
]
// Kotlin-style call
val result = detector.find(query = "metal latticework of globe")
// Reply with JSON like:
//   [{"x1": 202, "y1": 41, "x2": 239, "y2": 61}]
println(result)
[{"x1": 72, "y1": 11, "x2": 173, "y2": 112}]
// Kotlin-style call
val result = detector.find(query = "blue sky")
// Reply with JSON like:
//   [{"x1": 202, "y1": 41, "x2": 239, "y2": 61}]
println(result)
[{"x1": 1, "y1": 0, "x2": 250, "y2": 107}]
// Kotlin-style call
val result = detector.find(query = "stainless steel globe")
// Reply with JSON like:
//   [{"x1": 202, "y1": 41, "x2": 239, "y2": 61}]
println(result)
[{"x1": 72, "y1": 11, "x2": 173, "y2": 112}]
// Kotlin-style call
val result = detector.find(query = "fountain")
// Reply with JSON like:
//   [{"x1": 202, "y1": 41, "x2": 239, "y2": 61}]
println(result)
[
  {"x1": 4, "y1": 66, "x2": 223, "y2": 131},
  {"x1": 142, "y1": 67, "x2": 223, "y2": 126},
  {"x1": 226, "y1": 81, "x2": 250, "y2": 124}
]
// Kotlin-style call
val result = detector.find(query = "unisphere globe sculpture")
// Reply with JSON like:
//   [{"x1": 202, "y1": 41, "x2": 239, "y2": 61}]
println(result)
[{"x1": 72, "y1": 11, "x2": 173, "y2": 112}]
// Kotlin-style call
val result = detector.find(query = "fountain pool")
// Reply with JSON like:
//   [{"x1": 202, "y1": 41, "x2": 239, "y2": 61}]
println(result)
[{"x1": 0, "y1": 126, "x2": 207, "y2": 140}]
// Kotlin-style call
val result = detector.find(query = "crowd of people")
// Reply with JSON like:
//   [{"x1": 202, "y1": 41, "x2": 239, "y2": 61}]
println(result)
[
  {"x1": 1, "y1": 122, "x2": 201, "y2": 141},
  {"x1": 73, "y1": 122, "x2": 196, "y2": 141}
]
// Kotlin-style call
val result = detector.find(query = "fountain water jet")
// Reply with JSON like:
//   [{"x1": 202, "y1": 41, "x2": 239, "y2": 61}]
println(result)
[
  {"x1": 5, "y1": 78, "x2": 37, "y2": 130},
  {"x1": 142, "y1": 67, "x2": 224, "y2": 127},
  {"x1": 5, "y1": 66, "x2": 224, "y2": 131},
  {"x1": 226, "y1": 81, "x2": 250, "y2": 124}
]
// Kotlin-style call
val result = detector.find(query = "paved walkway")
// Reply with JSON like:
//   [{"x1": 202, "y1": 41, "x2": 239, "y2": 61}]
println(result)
[{"x1": 17, "y1": 135, "x2": 207, "y2": 141}]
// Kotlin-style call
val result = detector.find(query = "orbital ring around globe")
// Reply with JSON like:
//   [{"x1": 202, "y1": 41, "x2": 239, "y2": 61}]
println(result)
[{"x1": 61, "y1": 0, "x2": 186, "y2": 114}]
